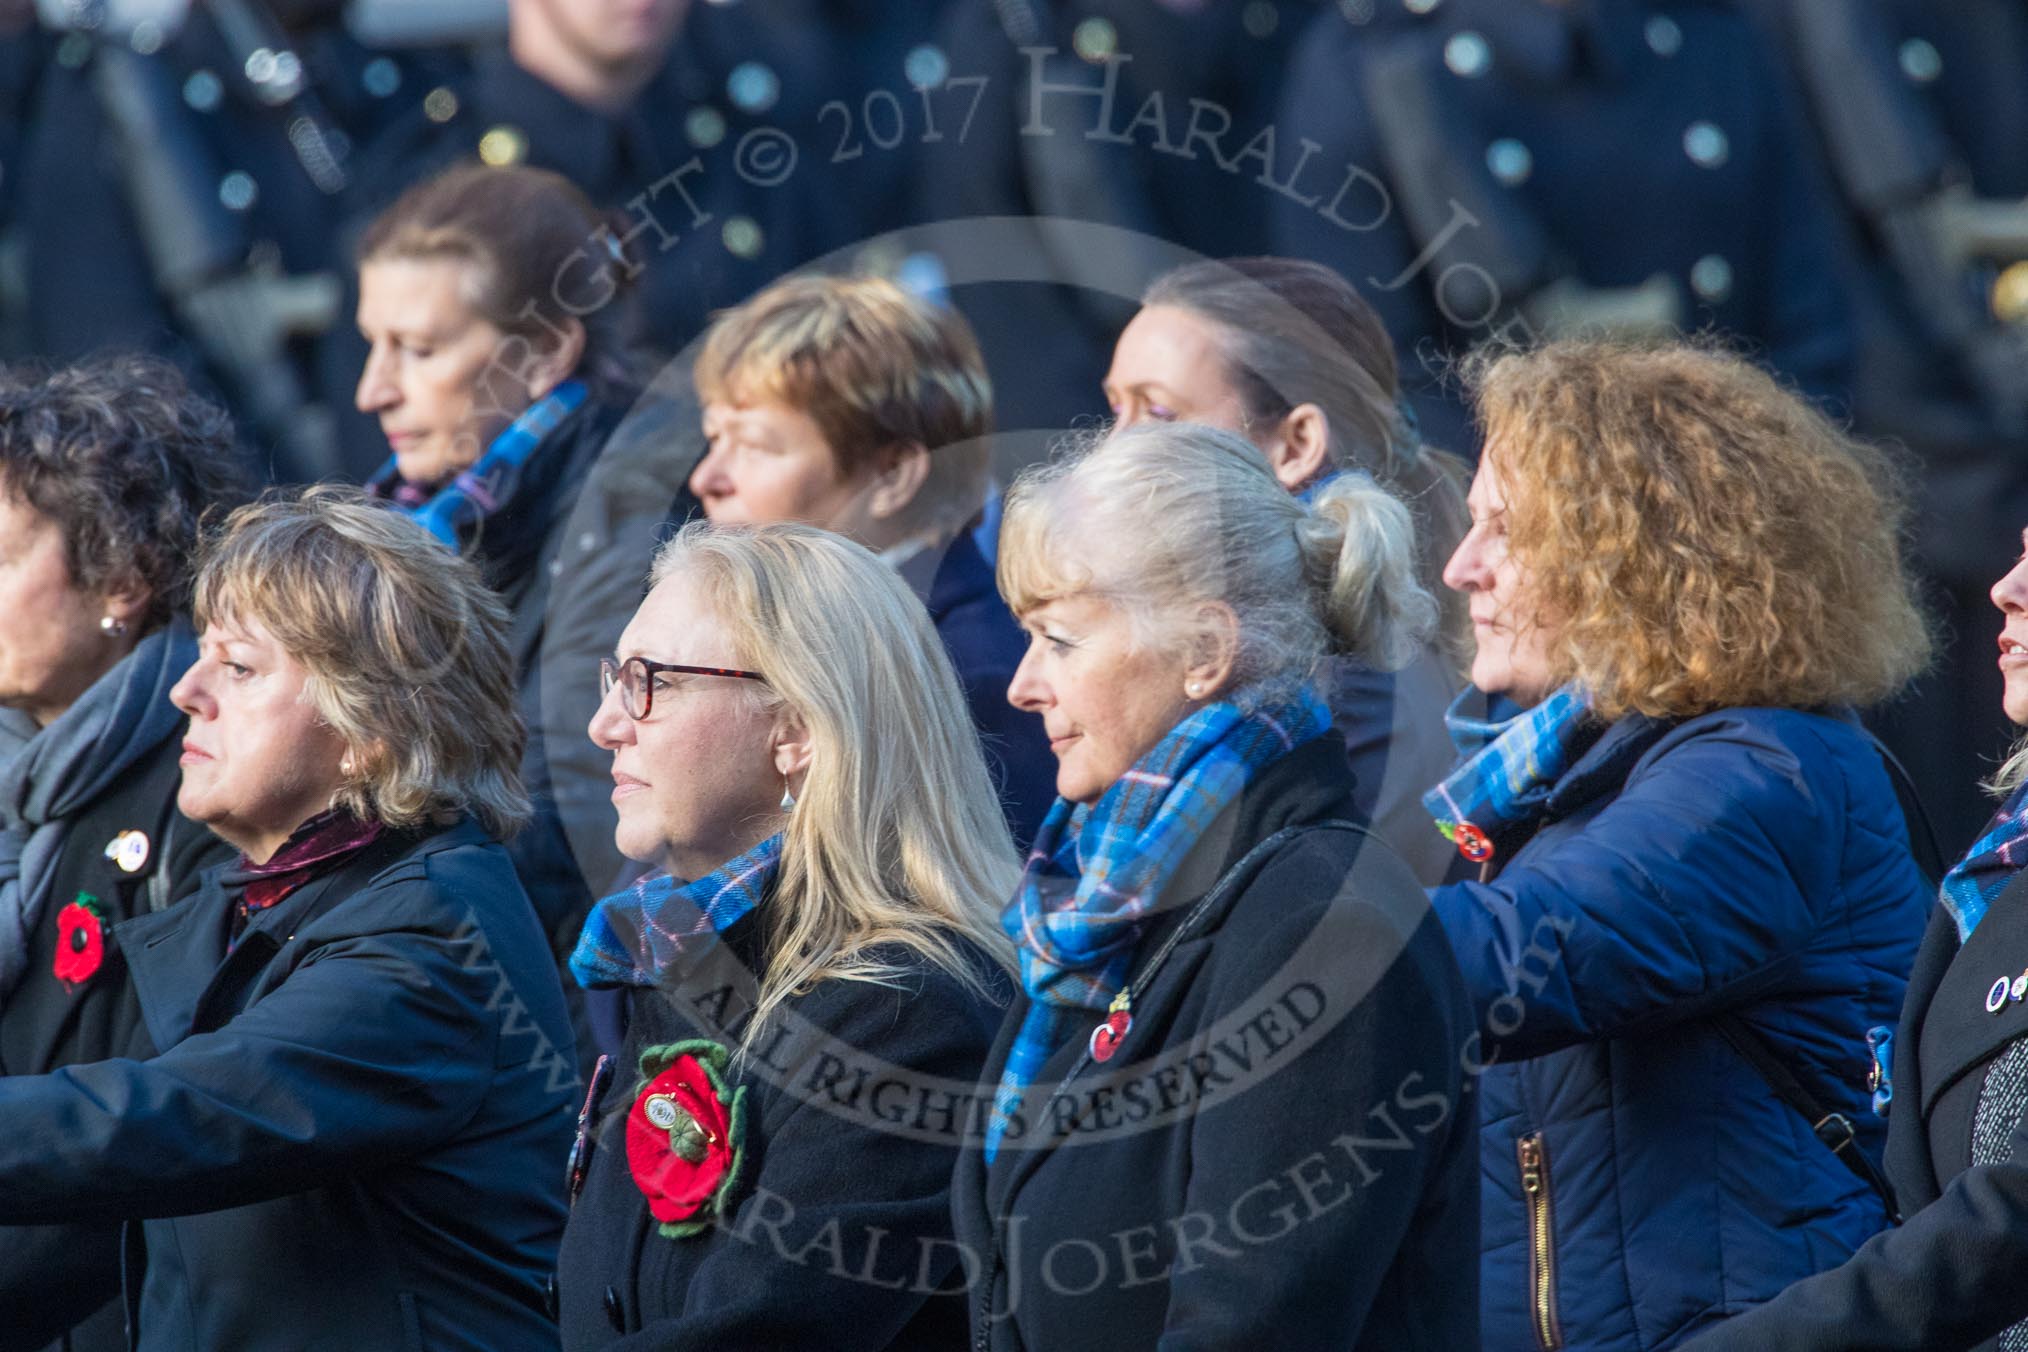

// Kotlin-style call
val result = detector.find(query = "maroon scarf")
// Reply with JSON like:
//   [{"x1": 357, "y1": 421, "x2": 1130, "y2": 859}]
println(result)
[{"x1": 226, "y1": 808, "x2": 383, "y2": 942}]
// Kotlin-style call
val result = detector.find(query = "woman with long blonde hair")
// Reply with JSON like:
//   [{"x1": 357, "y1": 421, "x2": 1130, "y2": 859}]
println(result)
[{"x1": 558, "y1": 521, "x2": 1018, "y2": 1349}]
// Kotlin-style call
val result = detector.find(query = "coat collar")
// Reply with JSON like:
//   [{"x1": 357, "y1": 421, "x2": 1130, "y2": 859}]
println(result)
[
  {"x1": 1915, "y1": 866, "x2": 2028, "y2": 1119},
  {"x1": 889, "y1": 528, "x2": 996, "y2": 625},
  {"x1": 975, "y1": 734, "x2": 1363, "y2": 1210},
  {"x1": 1534, "y1": 711, "x2": 1677, "y2": 819},
  {"x1": 118, "y1": 819, "x2": 487, "y2": 1050}
]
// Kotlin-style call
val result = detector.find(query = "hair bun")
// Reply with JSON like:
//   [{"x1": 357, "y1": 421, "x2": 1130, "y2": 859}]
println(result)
[{"x1": 1304, "y1": 474, "x2": 1437, "y2": 672}]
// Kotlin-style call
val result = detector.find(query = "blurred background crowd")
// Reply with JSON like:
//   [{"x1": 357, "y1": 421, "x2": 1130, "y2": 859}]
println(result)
[{"x1": 0, "y1": 0, "x2": 2025, "y2": 854}]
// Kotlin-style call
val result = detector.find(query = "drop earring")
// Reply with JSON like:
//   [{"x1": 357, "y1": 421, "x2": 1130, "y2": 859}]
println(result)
[{"x1": 780, "y1": 777, "x2": 796, "y2": 811}]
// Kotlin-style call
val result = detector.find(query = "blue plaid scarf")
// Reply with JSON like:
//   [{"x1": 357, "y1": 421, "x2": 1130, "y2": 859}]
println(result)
[
  {"x1": 1940, "y1": 783, "x2": 2028, "y2": 943},
  {"x1": 365, "y1": 379, "x2": 588, "y2": 546},
  {"x1": 569, "y1": 832, "x2": 782, "y2": 989},
  {"x1": 984, "y1": 689, "x2": 1331, "y2": 1161},
  {"x1": 1423, "y1": 683, "x2": 1601, "y2": 858}
]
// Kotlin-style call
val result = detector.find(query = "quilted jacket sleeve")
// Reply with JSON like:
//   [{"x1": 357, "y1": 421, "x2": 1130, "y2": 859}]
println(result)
[{"x1": 1429, "y1": 712, "x2": 1926, "y2": 1058}]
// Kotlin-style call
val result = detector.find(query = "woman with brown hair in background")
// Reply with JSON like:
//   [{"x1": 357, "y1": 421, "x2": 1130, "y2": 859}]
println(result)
[
  {"x1": 353, "y1": 161, "x2": 699, "y2": 1031},
  {"x1": 1105, "y1": 256, "x2": 1470, "y2": 881}
]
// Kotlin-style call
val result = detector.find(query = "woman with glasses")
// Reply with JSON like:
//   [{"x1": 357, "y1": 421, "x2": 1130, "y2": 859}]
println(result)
[{"x1": 556, "y1": 522, "x2": 1019, "y2": 1348}]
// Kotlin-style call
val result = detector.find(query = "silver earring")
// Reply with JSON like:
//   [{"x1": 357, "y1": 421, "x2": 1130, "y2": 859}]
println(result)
[
  {"x1": 99, "y1": 615, "x2": 128, "y2": 638},
  {"x1": 780, "y1": 778, "x2": 795, "y2": 811}
]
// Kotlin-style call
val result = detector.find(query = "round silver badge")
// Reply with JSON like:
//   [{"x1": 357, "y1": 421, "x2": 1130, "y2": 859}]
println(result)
[{"x1": 644, "y1": 1094, "x2": 681, "y2": 1130}]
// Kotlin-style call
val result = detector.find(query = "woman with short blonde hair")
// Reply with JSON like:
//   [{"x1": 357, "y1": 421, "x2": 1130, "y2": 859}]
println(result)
[
  {"x1": 693, "y1": 273, "x2": 993, "y2": 543},
  {"x1": 1427, "y1": 338, "x2": 1934, "y2": 1349},
  {"x1": 558, "y1": 521, "x2": 1018, "y2": 1349},
  {"x1": 953, "y1": 421, "x2": 1479, "y2": 1350},
  {"x1": 0, "y1": 486, "x2": 576, "y2": 1351}
]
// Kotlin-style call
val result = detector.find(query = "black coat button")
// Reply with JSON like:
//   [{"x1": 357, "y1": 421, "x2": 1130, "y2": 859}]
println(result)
[{"x1": 604, "y1": 1285, "x2": 624, "y2": 1331}]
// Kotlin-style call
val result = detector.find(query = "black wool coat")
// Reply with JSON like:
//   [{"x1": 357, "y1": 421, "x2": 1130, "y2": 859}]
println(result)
[
  {"x1": 951, "y1": 734, "x2": 1481, "y2": 1351},
  {"x1": 1687, "y1": 866, "x2": 2028, "y2": 1352},
  {"x1": 557, "y1": 935, "x2": 1007, "y2": 1350},
  {"x1": 0, "y1": 729, "x2": 232, "y2": 1352},
  {"x1": 0, "y1": 818, "x2": 577, "y2": 1352}
]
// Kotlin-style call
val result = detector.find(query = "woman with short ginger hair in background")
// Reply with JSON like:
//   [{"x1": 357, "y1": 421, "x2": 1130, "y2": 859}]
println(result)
[
  {"x1": 1426, "y1": 339, "x2": 1934, "y2": 1350},
  {"x1": 687, "y1": 274, "x2": 1055, "y2": 848}
]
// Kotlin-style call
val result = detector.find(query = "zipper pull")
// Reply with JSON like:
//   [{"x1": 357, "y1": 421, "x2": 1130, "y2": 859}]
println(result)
[{"x1": 1519, "y1": 1134, "x2": 1543, "y2": 1192}]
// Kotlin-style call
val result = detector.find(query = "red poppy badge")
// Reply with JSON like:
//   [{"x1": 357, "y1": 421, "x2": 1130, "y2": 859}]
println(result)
[
  {"x1": 625, "y1": 1040, "x2": 747, "y2": 1238},
  {"x1": 53, "y1": 894, "x2": 106, "y2": 986}
]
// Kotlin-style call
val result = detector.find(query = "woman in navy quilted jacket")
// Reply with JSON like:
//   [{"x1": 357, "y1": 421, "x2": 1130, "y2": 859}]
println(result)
[{"x1": 1427, "y1": 339, "x2": 1934, "y2": 1350}]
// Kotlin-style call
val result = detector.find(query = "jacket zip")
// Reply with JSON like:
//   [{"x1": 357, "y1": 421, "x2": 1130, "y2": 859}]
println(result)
[{"x1": 1517, "y1": 1131, "x2": 1564, "y2": 1351}]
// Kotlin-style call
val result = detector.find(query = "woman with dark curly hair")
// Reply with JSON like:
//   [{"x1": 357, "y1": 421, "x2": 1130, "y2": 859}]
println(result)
[
  {"x1": 0, "y1": 354, "x2": 245, "y2": 1352},
  {"x1": 1427, "y1": 340, "x2": 1936, "y2": 1349}
]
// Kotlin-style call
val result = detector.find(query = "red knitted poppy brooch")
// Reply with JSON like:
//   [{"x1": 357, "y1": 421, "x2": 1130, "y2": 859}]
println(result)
[
  {"x1": 625, "y1": 1040, "x2": 748, "y2": 1239},
  {"x1": 53, "y1": 894, "x2": 106, "y2": 986}
]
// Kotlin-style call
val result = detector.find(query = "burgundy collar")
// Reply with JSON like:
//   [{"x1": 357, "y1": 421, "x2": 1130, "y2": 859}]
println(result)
[{"x1": 231, "y1": 808, "x2": 385, "y2": 917}]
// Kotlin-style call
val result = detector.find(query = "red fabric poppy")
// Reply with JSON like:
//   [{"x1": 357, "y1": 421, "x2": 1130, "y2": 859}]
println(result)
[
  {"x1": 54, "y1": 897, "x2": 105, "y2": 985},
  {"x1": 625, "y1": 1041, "x2": 747, "y2": 1238}
]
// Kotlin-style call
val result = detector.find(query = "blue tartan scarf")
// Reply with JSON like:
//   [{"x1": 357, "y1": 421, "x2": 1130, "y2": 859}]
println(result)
[
  {"x1": 364, "y1": 379, "x2": 587, "y2": 546},
  {"x1": 1940, "y1": 783, "x2": 2028, "y2": 943},
  {"x1": 569, "y1": 832, "x2": 782, "y2": 989},
  {"x1": 1423, "y1": 683, "x2": 1601, "y2": 859},
  {"x1": 984, "y1": 689, "x2": 1331, "y2": 1161}
]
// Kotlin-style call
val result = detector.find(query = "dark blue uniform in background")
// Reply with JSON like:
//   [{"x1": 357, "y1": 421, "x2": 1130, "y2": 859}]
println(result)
[{"x1": 1271, "y1": 0, "x2": 1854, "y2": 454}]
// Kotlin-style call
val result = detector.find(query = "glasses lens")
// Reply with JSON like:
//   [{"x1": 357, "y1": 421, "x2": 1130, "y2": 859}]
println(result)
[{"x1": 621, "y1": 658, "x2": 648, "y2": 719}]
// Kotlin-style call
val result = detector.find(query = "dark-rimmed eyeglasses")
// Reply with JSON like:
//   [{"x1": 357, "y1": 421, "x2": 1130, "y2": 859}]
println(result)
[{"x1": 600, "y1": 656, "x2": 767, "y2": 720}]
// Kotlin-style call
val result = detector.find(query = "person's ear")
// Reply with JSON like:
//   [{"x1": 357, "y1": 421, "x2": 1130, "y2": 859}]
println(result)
[
  {"x1": 771, "y1": 714, "x2": 815, "y2": 782},
  {"x1": 1181, "y1": 602, "x2": 1240, "y2": 701},
  {"x1": 97, "y1": 576, "x2": 151, "y2": 637},
  {"x1": 1263, "y1": 402, "x2": 1332, "y2": 490},
  {"x1": 525, "y1": 318, "x2": 588, "y2": 400},
  {"x1": 864, "y1": 442, "x2": 932, "y2": 523}
]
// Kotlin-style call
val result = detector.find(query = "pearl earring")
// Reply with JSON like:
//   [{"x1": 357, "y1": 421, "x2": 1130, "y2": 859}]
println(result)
[
  {"x1": 99, "y1": 615, "x2": 128, "y2": 638},
  {"x1": 1186, "y1": 682, "x2": 1202, "y2": 698}
]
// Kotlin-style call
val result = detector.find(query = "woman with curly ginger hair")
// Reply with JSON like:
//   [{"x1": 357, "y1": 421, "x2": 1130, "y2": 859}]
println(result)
[{"x1": 1424, "y1": 339, "x2": 1935, "y2": 1350}]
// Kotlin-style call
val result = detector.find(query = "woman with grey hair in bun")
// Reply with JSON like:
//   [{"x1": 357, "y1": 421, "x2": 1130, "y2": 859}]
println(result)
[
  {"x1": 0, "y1": 355, "x2": 245, "y2": 1352},
  {"x1": 951, "y1": 421, "x2": 1477, "y2": 1350},
  {"x1": 1106, "y1": 255, "x2": 1471, "y2": 882}
]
